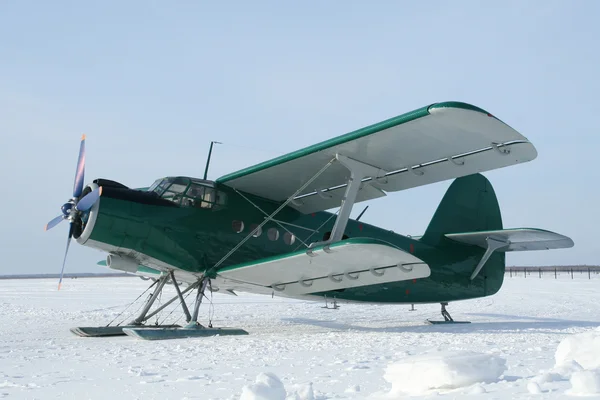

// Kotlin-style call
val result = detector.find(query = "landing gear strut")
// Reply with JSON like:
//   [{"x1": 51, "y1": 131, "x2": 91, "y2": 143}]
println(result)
[
  {"x1": 440, "y1": 302, "x2": 453, "y2": 322},
  {"x1": 322, "y1": 295, "x2": 339, "y2": 310},
  {"x1": 425, "y1": 302, "x2": 471, "y2": 325},
  {"x1": 122, "y1": 276, "x2": 248, "y2": 340},
  {"x1": 71, "y1": 273, "x2": 249, "y2": 340}
]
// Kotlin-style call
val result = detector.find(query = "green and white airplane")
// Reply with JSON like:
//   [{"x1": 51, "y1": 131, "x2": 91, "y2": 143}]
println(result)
[{"x1": 46, "y1": 101, "x2": 573, "y2": 340}]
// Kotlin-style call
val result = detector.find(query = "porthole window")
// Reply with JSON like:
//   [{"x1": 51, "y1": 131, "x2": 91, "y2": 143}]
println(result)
[
  {"x1": 283, "y1": 232, "x2": 296, "y2": 245},
  {"x1": 250, "y1": 224, "x2": 262, "y2": 238},
  {"x1": 232, "y1": 220, "x2": 244, "y2": 233},
  {"x1": 267, "y1": 228, "x2": 280, "y2": 241}
]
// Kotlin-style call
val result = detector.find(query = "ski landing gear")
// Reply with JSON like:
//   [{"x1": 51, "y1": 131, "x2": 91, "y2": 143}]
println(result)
[
  {"x1": 123, "y1": 278, "x2": 248, "y2": 340},
  {"x1": 71, "y1": 273, "x2": 248, "y2": 340},
  {"x1": 426, "y1": 302, "x2": 471, "y2": 325}
]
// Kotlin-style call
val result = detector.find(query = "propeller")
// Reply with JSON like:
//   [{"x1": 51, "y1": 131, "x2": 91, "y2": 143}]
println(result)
[{"x1": 45, "y1": 135, "x2": 102, "y2": 290}]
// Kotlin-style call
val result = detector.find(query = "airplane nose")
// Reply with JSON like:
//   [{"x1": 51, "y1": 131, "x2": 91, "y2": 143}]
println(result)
[{"x1": 73, "y1": 183, "x2": 102, "y2": 244}]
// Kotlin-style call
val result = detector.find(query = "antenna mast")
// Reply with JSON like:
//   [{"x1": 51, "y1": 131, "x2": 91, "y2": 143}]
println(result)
[{"x1": 203, "y1": 141, "x2": 222, "y2": 180}]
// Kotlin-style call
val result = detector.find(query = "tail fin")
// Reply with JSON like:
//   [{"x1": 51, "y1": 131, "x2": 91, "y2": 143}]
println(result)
[{"x1": 421, "y1": 173, "x2": 502, "y2": 246}]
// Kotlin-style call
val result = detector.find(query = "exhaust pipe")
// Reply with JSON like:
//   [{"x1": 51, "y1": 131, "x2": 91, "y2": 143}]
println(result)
[{"x1": 106, "y1": 254, "x2": 139, "y2": 273}]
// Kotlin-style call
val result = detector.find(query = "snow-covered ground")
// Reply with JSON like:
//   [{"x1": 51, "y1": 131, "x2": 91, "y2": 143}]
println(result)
[{"x1": 1, "y1": 274, "x2": 600, "y2": 399}]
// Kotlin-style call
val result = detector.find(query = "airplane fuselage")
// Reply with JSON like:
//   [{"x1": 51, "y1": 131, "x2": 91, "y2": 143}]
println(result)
[{"x1": 74, "y1": 178, "x2": 504, "y2": 304}]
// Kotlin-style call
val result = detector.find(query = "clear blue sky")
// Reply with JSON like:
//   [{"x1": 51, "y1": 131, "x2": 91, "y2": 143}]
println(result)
[{"x1": 1, "y1": 1, "x2": 598, "y2": 275}]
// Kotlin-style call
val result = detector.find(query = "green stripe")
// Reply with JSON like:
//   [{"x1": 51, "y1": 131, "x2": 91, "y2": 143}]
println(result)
[
  {"x1": 138, "y1": 265, "x2": 161, "y2": 275},
  {"x1": 216, "y1": 101, "x2": 491, "y2": 184}
]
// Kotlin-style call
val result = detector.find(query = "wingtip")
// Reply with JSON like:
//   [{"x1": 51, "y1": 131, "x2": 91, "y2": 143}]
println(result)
[
  {"x1": 81, "y1": 134, "x2": 86, "y2": 141},
  {"x1": 58, "y1": 283, "x2": 62, "y2": 290}
]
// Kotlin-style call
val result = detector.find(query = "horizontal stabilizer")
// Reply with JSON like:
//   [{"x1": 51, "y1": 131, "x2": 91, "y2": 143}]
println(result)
[
  {"x1": 445, "y1": 228, "x2": 574, "y2": 252},
  {"x1": 217, "y1": 238, "x2": 431, "y2": 295}
]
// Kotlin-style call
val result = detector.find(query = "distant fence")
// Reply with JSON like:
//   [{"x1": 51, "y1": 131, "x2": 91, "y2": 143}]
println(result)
[
  {"x1": 506, "y1": 266, "x2": 600, "y2": 279},
  {"x1": 0, "y1": 273, "x2": 131, "y2": 280}
]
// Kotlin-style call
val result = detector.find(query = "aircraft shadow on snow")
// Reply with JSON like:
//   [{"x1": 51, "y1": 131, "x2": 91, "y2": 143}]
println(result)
[{"x1": 281, "y1": 315, "x2": 599, "y2": 335}]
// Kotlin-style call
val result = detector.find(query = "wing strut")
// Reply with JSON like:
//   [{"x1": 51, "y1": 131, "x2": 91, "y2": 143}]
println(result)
[
  {"x1": 308, "y1": 154, "x2": 386, "y2": 250},
  {"x1": 470, "y1": 236, "x2": 510, "y2": 280}
]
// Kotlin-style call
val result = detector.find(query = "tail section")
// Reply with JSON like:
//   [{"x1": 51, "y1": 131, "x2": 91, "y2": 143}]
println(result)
[
  {"x1": 417, "y1": 173, "x2": 573, "y2": 300},
  {"x1": 421, "y1": 173, "x2": 502, "y2": 247}
]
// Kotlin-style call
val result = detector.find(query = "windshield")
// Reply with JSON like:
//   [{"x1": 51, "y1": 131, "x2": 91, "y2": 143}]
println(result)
[{"x1": 148, "y1": 179, "x2": 162, "y2": 192}]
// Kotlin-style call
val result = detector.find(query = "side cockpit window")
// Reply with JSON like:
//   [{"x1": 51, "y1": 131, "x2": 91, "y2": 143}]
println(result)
[
  {"x1": 185, "y1": 184, "x2": 212, "y2": 208},
  {"x1": 183, "y1": 182, "x2": 227, "y2": 210},
  {"x1": 149, "y1": 176, "x2": 227, "y2": 210}
]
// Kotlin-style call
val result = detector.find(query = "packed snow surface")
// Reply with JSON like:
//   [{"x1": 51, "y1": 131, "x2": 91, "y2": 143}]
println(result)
[
  {"x1": 1, "y1": 273, "x2": 600, "y2": 399},
  {"x1": 381, "y1": 351, "x2": 506, "y2": 395},
  {"x1": 555, "y1": 328, "x2": 600, "y2": 369}
]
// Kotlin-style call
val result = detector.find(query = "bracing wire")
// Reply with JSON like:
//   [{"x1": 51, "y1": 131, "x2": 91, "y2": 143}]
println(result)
[
  {"x1": 115, "y1": 295, "x2": 148, "y2": 327},
  {"x1": 206, "y1": 157, "x2": 336, "y2": 277},
  {"x1": 158, "y1": 283, "x2": 196, "y2": 326},
  {"x1": 107, "y1": 279, "x2": 159, "y2": 327},
  {"x1": 234, "y1": 189, "x2": 311, "y2": 248},
  {"x1": 293, "y1": 209, "x2": 340, "y2": 252}
]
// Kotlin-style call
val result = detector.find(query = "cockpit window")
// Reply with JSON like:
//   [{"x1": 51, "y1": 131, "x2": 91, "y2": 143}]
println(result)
[
  {"x1": 148, "y1": 179, "x2": 162, "y2": 192},
  {"x1": 164, "y1": 183, "x2": 187, "y2": 194},
  {"x1": 149, "y1": 176, "x2": 227, "y2": 209}
]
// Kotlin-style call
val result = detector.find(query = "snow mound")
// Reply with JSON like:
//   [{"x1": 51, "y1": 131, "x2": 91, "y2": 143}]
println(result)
[
  {"x1": 285, "y1": 383, "x2": 314, "y2": 400},
  {"x1": 239, "y1": 373, "x2": 315, "y2": 400},
  {"x1": 240, "y1": 373, "x2": 286, "y2": 400},
  {"x1": 527, "y1": 381, "x2": 542, "y2": 394},
  {"x1": 467, "y1": 384, "x2": 486, "y2": 394},
  {"x1": 533, "y1": 360, "x2": 584, "y2": 384},
  {"x1": 555, "y1": 329, "x2": 600, "y2": 370},
  {"x1": 344, "y1": 385, "x2": 360, "y2": 393},
  {"x1": 382, "y1": 350, "x2": 506, "y2": 396},
  {"x1": 568, "y1": 370, "x2": 600, "y2": 396}
]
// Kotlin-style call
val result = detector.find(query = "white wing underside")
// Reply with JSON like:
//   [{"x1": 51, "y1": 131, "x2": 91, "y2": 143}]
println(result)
[
  {"x1": 217, "y1": 105, "x2": 537, "y2": 213},
  {"x1": 216, "y1": 240, "x2": 430, "y2": 296}
]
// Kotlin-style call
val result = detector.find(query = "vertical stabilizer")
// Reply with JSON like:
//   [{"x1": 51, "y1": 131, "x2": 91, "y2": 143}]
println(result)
[{"x1": 421, "y1": 173, "x2": 502, "y2": 247}]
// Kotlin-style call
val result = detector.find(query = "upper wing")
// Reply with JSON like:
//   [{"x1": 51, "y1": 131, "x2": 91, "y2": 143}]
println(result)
[
  {"x1": 445, "y1": 228, "x2": 574, "y2": 251},
  {"x1": 217, "y1": 102, "x2": 537, "y2": 213}
]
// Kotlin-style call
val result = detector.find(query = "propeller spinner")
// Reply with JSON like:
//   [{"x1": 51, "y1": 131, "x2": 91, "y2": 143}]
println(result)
[{"x1": 45, "y1": 135, "x2": 102, "y2": 290}]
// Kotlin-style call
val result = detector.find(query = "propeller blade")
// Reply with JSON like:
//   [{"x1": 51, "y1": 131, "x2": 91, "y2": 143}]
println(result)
[
  {"x1": 58, "y1": 224, "x2": 74, "y2": 290},
  {"x1": 45, "y1": 215, "x2": 65, "y2": 231},
  {"x1": 75, "y1": 186, "x2": 102, "y2": 212},
  {"x1": 73, "y1": 134, "x2": 86, "y2": 198}
]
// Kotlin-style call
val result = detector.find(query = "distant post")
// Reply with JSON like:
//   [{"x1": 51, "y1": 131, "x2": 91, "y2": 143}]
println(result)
[
  {"x1": 555, "y1": 268, "x2": 557, "y2": 279},
  {"x1": 539, "y1": 268, "x2": 542, "y2": 278},
  {"x1": 571, "y1": 268, "x2": 574, "y2": 279},
  {"x1": 589, "y1": 268, "x2": 591, "y2": 280}
]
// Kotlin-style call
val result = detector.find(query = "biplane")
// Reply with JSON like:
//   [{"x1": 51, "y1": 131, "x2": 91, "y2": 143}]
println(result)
[{"x1": 45, "y1": 101, "x2": 573, "y2": 340}]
